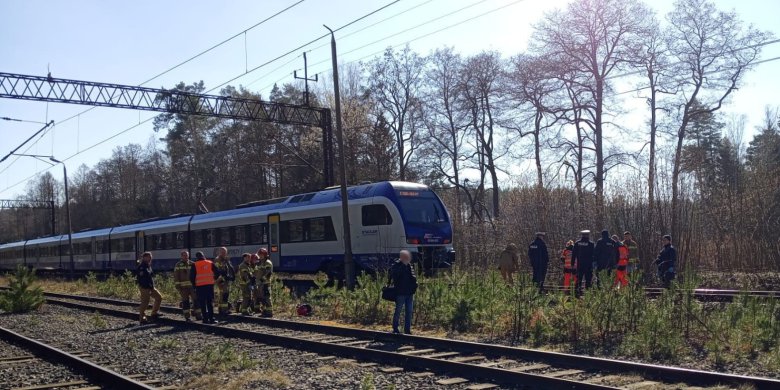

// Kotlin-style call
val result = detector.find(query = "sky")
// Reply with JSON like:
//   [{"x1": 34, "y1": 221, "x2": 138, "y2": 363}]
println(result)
[{"x1": 1, "y1": 0, "x2": 779, "y2": 199}]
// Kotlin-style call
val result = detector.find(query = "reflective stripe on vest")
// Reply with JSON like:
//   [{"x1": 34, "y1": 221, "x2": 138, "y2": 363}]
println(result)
[
  {"x1": 194, "y1": 260, "x2": 215, "y2": 287},
  {"x1": 174, "y1": 262, "x2": 192, "y2": 287}
]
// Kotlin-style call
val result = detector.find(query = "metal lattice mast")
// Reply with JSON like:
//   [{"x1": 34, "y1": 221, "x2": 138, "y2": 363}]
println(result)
[{"x1": 0, "y1": 72, "x2": 335, "y2": 186}]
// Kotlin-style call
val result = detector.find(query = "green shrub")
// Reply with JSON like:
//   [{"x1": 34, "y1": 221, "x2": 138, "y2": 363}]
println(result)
[{"x1": 0, "y1": 265, "x2": 45, "y2": 313}]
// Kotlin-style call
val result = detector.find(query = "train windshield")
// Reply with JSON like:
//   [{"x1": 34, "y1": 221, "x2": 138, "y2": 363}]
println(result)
[{"x1": 396, "y1": 190, "x2": 449, "y2": 225}]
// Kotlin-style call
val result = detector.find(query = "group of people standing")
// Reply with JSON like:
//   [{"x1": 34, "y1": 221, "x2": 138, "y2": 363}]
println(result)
[
  {"x1": 498, "y1": 230, "x2": 678, "y2": 292},
  {"x1": 136, "y1": 246, "x2": 274, "y2": 325}
]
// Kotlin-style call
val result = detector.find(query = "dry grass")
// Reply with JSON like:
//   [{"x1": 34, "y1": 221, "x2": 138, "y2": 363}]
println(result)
[{"x1": 184, "y1": 369, "x2": 291, "y2": 390}]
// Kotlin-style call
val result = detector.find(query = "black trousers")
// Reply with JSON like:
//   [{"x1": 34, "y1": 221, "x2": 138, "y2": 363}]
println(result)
[
  {"x1": 531, "y1": 261, "x2": 548, "y2": 291},
  {"x1": 195, "y1": 284, "x2": 215, "y2": 322},
  {"x1": 577, "y1": 266, "x2": 593, "y2": 291}
]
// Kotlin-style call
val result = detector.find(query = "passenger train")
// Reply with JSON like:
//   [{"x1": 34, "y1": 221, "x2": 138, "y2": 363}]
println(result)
[{"x1": 0, "y1": 181, "x2": 455, "y2": 277}]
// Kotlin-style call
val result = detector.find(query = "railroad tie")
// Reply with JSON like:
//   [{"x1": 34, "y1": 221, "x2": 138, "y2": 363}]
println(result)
[
  {"x1": 314, "y1": 355, "x2": 337, "y2": 361},
  {"x1": 435, "y1": 377, "x2": 469, "y2": 385},
  {"x1": 478, "y1": 359, "x2": 515, "y2": 367},
  {"x1": 421, "y1": 351, "x2": 460, "y2": 359},
  {"x1": 465, "y1": 384, "x2": 498, "y2": 390},
  {"x1": 338, "y1": 340, "x2": 372, "y2": 346},
  {"x1": 411, "y1": 372, "x2": 435, "y2": 378},
  {"x1": 396, "y1": 345, "x2": 416, "y2": 351},
  {"x1": 0, "y1": 358, "x2": 36, "y2": 365},
  {"x1": 358, "y1": 362, "x2": 379, "y2": 368},
  {"x1": 509, "y1": 363, "x2": 549, "y2": 372},
  {"x1": 620, "y1": 380, "x2": 661, "y2": 389},
  {"x1": 450, "y1": 355, "x2": 485, "y2": 363},
  {"x1": 379, "y1": 367, "x2": 404, "y2": 374},
  {"x1": 334, "y1": 359, "x2": 357, "y2": 364},
  {"x1": 0, "y1": 355, "x2": 33, "y2": 362},
  {"x1": 400, "y1": 348, "x2": 437, "y2": 355},
  {"x1": 583, "y1": 375, "x2": 624, "y2": 385},
  {"x1": 11, "y1": 380, "x2": 90, "y2": 390},
  {"x1": 545, "y1": 369, "x2": 584, "y2": 378}
]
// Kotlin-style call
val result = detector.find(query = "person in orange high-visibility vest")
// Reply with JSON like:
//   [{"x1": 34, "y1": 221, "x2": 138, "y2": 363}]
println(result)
[
  {"x1": 613, "y1": 235, "x2": 630, "y2": 287},
  {"x1": 560, "y1": 240, "x2": 576, "y2": 289},
  {"x1": 190, "y1": 251, "x2": 219, "y2": 324}
]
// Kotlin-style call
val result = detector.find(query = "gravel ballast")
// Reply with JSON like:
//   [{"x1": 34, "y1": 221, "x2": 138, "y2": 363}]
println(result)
[
  {"x1": 0, "y1": 337, "x2": 91, "y2": 389},
  {"x1": 0, "y1": 304, "x2": 509, "y2": 389}
]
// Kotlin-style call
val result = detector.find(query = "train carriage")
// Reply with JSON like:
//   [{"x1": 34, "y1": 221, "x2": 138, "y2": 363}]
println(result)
[
  {"x1": 22, "y1": 235, "x2": 64, "y2": 270},
  {"x1": 66, "y1": 228, "x2": 113, "y2": 271},
  {"x1": 0, "y1": 181, "x2": 455, "y2": 276}
]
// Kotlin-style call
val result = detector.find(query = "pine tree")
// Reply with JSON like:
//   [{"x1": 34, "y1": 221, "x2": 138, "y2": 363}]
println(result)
[{"x1": 0, "y1": 266, "x2": 45, "y2": 313}]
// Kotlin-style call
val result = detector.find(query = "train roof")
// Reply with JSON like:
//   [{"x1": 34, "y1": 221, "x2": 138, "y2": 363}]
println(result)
[
  {"x1": 191, "y1": 181, "x2": 427, "y2": 223},
  {"x1": 111, "y1": 215, "x2": 193, "y2": 234},
  {"x1": 70, "y1": 227, "x2": 113, "y2": 240},
  {"x1": 24, "y1": 235, "x2": 68, "y2": 246},
  {"x1": 0, "y1": 181, "x2": 433, "y2": 244}
]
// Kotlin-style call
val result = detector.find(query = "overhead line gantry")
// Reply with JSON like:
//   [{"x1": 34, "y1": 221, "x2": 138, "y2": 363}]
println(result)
[{"x1": 0, "y1": 72, "x2": 335, "y2": 187}]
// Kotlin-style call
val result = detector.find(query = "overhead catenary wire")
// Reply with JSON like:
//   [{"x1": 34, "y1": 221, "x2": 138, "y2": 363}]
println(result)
[
  {"x1": 0, "y1": 0, "x2": 306, "y2": 176},
  {"x1": 244, "y1": 0, "x2": 439, "y2": 90},
  {"x1": 0, "y1": 1, "x2": 405, "y2": 195},
  {"x1": 205, "y1": 0, "x2": 402, "y2": 93},
  {"x1": 258, "y1": 0, "x2": 520, "y2": 93}
]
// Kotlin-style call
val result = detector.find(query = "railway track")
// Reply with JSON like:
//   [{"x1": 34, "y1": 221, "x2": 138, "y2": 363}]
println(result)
[
  {"x1": 32, "y1": 291, "x2": 780, "y2": 390},
  {"x1": 0, "y1": 325, "x2": 165, "y2": 390}
]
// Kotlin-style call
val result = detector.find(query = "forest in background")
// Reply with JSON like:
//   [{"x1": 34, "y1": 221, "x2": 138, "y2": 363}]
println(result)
[{"x1": 2, "y1": 0, "x2": 779, "y2": 274}]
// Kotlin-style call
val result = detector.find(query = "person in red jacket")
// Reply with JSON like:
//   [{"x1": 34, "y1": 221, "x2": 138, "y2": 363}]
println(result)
[
  {"x1": 560, "y1": 240, "x2": 576, "y2": 289},
  {"x1": 613, "y1": 234, "x2": 630, "y2": 287}
]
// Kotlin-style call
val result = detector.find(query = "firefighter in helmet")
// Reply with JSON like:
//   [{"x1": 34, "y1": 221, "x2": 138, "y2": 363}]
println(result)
[
  {"x1": 173, "y1": 250, "x2": 201, "y2": 321},
  {"x1": 253, "y1": 247, "x2": 274, "y2": 317}
]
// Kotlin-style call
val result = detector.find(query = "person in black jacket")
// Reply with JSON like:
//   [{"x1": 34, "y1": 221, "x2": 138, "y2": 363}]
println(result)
[
  {"x1": 390, "y1": 250, "x2": 418, "y2": 334},
  {"x1": 654, "y1": 235, "x2": 677, "y2": 287},
  {"x1": 136, "y1": 252, "x2": 163, "y2": 324},
  {"x1": 593, "y1": 229, "x2": 618, "y2": 286},
  {"x1": 573, "y1": 230, "x2": 595, "y2": 293},
  {"x1": 528, "y1": 232, "x2": 549, "y2": 292}
]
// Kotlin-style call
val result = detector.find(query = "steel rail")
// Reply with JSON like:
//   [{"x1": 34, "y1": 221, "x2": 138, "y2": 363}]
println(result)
[
  {"x1": 44, "y1": 296, "x2": 614, "y2": 390},
  {"x1": 0, "y1": 325, "x2": 155, "y2": 389},
  {"x1": 37, "y1": 291, "x2": 780, "y2": 389}
]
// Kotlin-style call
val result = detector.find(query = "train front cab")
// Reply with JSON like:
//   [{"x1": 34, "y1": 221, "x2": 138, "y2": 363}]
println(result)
[{"x1": 392, "y1": 185, "x2": 454, "y2": 276}]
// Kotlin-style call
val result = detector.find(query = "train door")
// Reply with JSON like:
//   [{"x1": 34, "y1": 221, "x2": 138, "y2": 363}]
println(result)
[
  {"x1": 361, "y1": 202, "x2": 395, "y2": 269},
  {"x1": 268, "y1": 214, "x2": 281, "y2": 268}
]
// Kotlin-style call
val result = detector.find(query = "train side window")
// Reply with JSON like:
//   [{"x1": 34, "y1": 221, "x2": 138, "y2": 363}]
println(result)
[
  {"x1": 281, "y1": 220, "x2": 304, "y2": 243},
  {"x1": 124, "y1": 238, "x2": 135, "y2": 252},
  {"x1": 234, "y1": 225, "x2": 246, "y2": 245},
  {"x1": 309, "y1": 218, "x2": 326, "y2": 241},
  {"x1": 362, "y1": 205, "x2": 393, "y2": 226},
  {"x1": 220, "y1": 227, "x2": 232, "y2": 246},
  {"x1": 175, "y1": 232, "x2": 185, "y2": 249},
  {"x1": 191, "y1": 230, "x2": 203, "y2": 248},
  {"x1": 206, "y1": 229, "x2": 217, "y2": 247},
  {"x1": 249, "y1": 224, "x2": 266, "y2": 245}
]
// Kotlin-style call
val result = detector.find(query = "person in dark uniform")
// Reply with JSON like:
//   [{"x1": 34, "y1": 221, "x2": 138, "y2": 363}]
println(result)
[
  {"x1": 572, "y1": 230, "x2": 595, "y2": 293},
  {"x1": 593, "y1": 229, "x2": 618, "y2": 286},
  {"x1": 528, "y1": 232, "x2": 549, "y2": 292},
  {"x1": 390, "y1": 250, "x2": 418, "y2": 335},
  {"x1": 654, "y1": 235, "x2": 677, "y2": 288}
]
